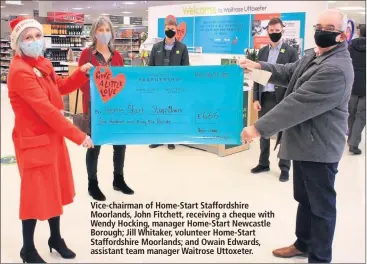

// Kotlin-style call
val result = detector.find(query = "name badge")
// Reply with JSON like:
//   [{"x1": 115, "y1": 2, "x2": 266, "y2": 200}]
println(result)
[
  {"x1": 176, "y1": 50, "x2": 180, "y2": 55},
  {"x1": 33, "y1": 68, "x2": 42, "y2": 77},
  {"x1": 280, "y1": 49, "x2": 285, "y2": 54}
]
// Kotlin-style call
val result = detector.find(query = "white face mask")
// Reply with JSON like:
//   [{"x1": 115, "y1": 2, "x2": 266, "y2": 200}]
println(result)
[
  {"x1": 20, "y1": 38, "x2": 44, "y2": 58},
  {"x1": 95, "y1": 32, "x2": 112, "y2": 45}
]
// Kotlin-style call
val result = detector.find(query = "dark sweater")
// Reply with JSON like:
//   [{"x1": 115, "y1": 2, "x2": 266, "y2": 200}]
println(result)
[
  {"x1": 349, "y1": 37, "x2": 366, "y2": 96},
  {"x1": 148, "y1": 39, "x2": 189, "y2": 66}
]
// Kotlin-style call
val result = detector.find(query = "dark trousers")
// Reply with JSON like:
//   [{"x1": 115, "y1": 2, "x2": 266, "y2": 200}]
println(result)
[
  {"x1": 293, "y1": 161, "x2": 338, "y2": 263},
  {"x1": 86, "y1": 145, "x2": 126, "y2": 180},
  {"x1": 348, "y1": 95, "x2": 366, "y2": 148},
  {"x1": 259, "y1": 92, "x2": 290, "y2": 172}
]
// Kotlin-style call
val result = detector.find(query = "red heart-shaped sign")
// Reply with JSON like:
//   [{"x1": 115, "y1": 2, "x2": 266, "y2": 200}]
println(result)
[
  {"x1": 176, "y1": 22, "x2": 187, "y2": 42},
  {"x1": 94, "y1": 67, "x2": 126, "y2": 103}
]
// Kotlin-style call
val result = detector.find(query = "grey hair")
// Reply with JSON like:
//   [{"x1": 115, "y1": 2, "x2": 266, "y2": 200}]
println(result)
[
  {"x1": 89, "y1": 16, "x2": 115, "y2": 51},
  {"x1": 322, "y1": 9, "x2": 348, "y2": 32}
]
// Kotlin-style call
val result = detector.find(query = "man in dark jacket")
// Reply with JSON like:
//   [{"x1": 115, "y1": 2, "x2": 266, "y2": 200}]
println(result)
[
  {"x1": 348, "y1": 24, "x2": 366, "y2": 154},
  {"x1": 252, "y1": 17, "x2": 298, "y2": 182},
  {"x1": 148, "y1": 15, "x2": 190, "y2": 150},
  {"x1": 240, "y1": 9, "x2": 353, "y2": 263}
]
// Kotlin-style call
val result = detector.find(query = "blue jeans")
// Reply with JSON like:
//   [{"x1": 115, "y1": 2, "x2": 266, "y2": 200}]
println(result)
[{"x1": 292, "y1": 160, "x2": 338, "y2": 263}]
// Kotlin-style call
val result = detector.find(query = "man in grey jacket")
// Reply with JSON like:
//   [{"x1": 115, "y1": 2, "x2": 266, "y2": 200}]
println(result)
[{"x1": 240, "y1": 9, "x2": 353, "y2": 263}]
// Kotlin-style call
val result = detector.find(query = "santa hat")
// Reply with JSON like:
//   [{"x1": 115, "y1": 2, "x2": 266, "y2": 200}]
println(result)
[{"x1": 9, "y1": 16, "x2": 43, "y2": 50}]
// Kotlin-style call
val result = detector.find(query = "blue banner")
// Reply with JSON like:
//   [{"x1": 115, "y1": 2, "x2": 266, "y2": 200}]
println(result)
[
  {"x1": 90, "y1": 65, "x2": 244, "y2": 145},
  {"x1": 194, "y1": 14, "x2": 251, "y2": 54},
  {"x1": 158, "y1": 16, "x2": 195, "y2": 47}
]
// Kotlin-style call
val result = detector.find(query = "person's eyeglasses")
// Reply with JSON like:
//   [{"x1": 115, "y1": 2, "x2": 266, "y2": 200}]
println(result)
[{"x1": 313, "y1": 24, "x2": 343, "y2": 33}]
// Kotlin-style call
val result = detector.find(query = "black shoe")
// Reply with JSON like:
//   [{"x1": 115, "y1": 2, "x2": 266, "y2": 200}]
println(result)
[
  {"x1": 113, "y1": 173, "x2": 134, "y2": 195},
  {"x1": 168, "y1": 144, "x2": 175, "y2": 150},
  {"x1": 48, "y1": 237, "x2": 76, "y2": 259},
  {"x1": 251, "y1": 164, "x2": 270, "y2": 174},
  {"x1": 88, "y1": 180, "x2": 106, "y2": 201},
  {"x1": 349, "y1": 146, "x2": 362, "y2": 155},
  {"x1": 20, "y1": 247, "x2": 46, "y2": 263},
  {"x1": 149, "y1": 144, "x2": 163, "y2": 148},
  {"x1": 279, "y1": 171, "x2": 289, "y2": 182}
]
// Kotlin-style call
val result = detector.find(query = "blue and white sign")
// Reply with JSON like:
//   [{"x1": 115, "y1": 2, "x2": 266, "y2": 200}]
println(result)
[{"x1": 90, "y1": 65, "x2": 244, "y2": 145}]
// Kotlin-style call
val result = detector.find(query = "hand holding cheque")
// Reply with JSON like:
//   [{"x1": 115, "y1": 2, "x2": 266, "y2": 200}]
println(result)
[{"x1": 238, "y1": 57, "x2": 264, "y2": 144}]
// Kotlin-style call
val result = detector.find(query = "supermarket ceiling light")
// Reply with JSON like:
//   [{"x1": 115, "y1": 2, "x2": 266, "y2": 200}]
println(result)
[
  {"x1": 0, "y1": 6, "x2": 5, "y2": 8},
  {"x1": 327, "y1": 1, "x2": 336, "y2": 3},
  {"x1": 339, "y1": 6, "x2": 365, "y2": 11},
  {"x1": 72, "y1": 8, "x2": 84, "y2": 10},
  {"x1": 19, "y1": 13, "x2": 28, "y2": 15},
  {"x1": 125, "y1": 2, "x2": 136, "y2": 4},
  {"x1": 5, "y1": 1, "x2": 23, "y2": 5},
  {"x1": 122, "y1": 11, "x2": 132, "y2": 14}
]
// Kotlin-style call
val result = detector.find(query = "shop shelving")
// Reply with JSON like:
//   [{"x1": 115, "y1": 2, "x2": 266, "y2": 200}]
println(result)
[
  {"x1": 1, "y1": 39, "x2": 13, "y2": 83},
  {"x1": 113, "y1": 26, "x2": 147, "y2": 66},
  {"x1": 42, "y1": 23, "x2": 88, "y2": 77}
]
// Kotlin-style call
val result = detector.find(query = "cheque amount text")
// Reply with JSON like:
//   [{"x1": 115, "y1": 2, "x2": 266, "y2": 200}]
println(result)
[
  {"x1": 195, "y1": 72, "x2": 229, "y2": 78},
  {"x1": 197, "y1": 111, "x2": 219, "y2": 120}
]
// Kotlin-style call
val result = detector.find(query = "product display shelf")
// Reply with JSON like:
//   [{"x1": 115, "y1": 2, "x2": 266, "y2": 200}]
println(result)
[
  {"x1": 1, "y1": 39, "x2": 12, "y2": 83},
  {"x1": 59, "y1": 61, "x2": 82, "y2": 114},
  {"x1": 114, "y1": 26, "x2": 147, "y2": 66},
  {"x1": 42, "y1": 23, "x2": 87, "y2": 76}
]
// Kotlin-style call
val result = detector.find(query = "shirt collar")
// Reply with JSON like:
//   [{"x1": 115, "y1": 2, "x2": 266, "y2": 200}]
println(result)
[
  {"x1": 269, "y1": 41, "x2": 283, "y2": 51},
  {"x1": 165, "y1": 38, "x2": 175, "y2": 46},
  {"x1": 92, "y1": 46, "x2": 114, "y2": 55}
]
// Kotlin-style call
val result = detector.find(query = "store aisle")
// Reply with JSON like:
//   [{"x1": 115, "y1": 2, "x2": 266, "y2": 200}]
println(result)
[{"x1": 1, "y1": 84, "x2": 365, "y2": 263}]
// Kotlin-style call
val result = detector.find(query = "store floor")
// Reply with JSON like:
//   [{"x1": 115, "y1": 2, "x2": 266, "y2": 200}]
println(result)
[{"x1": 1, "y1": 84, "x2": 365, "y2": 263}]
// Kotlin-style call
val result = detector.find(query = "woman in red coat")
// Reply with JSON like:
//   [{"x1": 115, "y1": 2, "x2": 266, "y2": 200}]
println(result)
[
  {"x1": 7, "y1": 17, "x2": 94, "y2": 263},
  {"x1": 78, "y1": 16, "x2": 134, "y2": 201}
]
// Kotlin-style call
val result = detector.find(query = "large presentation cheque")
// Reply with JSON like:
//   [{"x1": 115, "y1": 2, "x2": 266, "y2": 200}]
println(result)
[{"x1": 90, "y1": 65, "x2": 244, "y2": 145}]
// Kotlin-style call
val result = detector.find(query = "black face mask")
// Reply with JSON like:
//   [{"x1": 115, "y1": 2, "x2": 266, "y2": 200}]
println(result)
[
  {"x1": 165, "y1": 29, "x2": 176, "y2": 39},
  {"x1": 314, "y1": 30, "x2": 340, "y2": 48},
  {"x1": 269, "y1": 32, "x2": 282, "y2": 43}
]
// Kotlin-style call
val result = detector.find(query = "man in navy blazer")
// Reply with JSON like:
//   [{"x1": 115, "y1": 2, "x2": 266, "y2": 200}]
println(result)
[{"x1": 252, "y1": 17, "x2": 298, "y2": 182}]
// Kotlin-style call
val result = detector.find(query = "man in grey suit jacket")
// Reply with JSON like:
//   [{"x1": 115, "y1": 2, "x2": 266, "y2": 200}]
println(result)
[
  {"x1": 252, "y1": 18, "x2": 298, "y2": 182},
  {"x1": 240, "y1": 9, "x2": 353, "y2": 263}
]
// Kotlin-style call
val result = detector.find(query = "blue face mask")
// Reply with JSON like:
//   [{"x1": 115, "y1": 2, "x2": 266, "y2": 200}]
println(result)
[
  {"x1": 20, "y1": 38, "x2": 44, "y2": 59},
  {"x1": 95, "y1": 32, "x2": 112, "y2": 45}
]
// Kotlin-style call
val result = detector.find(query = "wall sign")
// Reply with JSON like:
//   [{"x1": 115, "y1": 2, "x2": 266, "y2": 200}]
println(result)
[
  {"x1": 33, "y1": 10, "x2": 39, "y2": 18},
  {"x1": 47, "y1": 12, "x2": 85, "y2": 24},
  {"x1": 130, "y1": 17, "x2": 143, "y2": 25},
  {"x1": 158, "y1": 16, "x2": 194, "y2": 47},
  {"x1": 158, "y1": 12, "x2": 305, "y2": 55},
  {"x1": 109, "y1": 15, "x2": 124, "y2": 25}
]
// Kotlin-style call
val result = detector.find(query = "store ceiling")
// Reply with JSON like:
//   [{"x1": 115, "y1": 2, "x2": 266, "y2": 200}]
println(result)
[
  {"x1": 0, "y1": 0, "x2": 365, "y2": 25},
  {"x1": 0, "y1": 1, "x2": 202, "y2": 23},
  {"x1": 327, "y1": 1, "x2": 366, "y2": 25}
]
